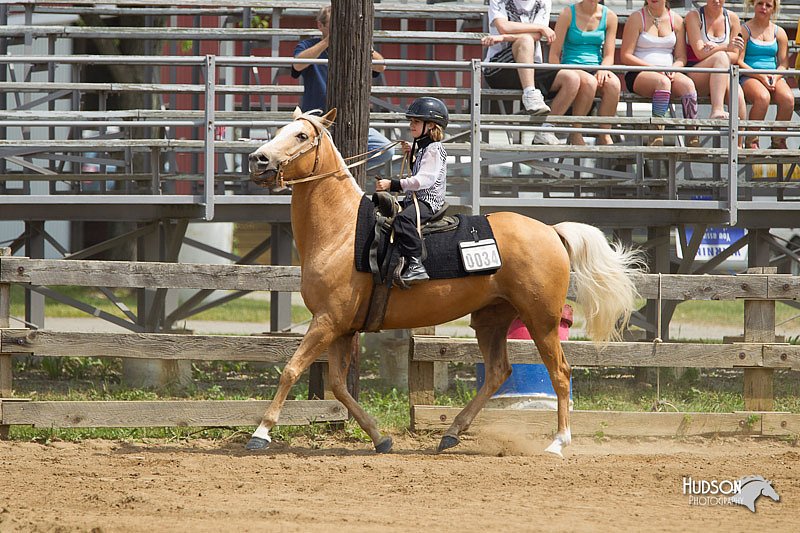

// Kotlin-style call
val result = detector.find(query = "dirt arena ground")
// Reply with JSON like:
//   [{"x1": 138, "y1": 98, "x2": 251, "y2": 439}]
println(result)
[{"x1": 1, "y1": 428, "x2": 797, "y2": 533}]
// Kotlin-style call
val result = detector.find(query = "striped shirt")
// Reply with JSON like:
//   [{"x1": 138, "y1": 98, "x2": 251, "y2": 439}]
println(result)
[{"x1": 401, "y1": 141, "x2": 447, "y2": 212}]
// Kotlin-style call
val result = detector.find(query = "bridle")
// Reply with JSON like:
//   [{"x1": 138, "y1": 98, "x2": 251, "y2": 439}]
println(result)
[{"x1": 272, "y1": 115, "x2": 399, "y2": 188}]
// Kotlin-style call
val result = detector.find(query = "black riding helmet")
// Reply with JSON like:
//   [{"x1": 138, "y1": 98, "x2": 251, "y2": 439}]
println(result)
[{"x1": 405, "y1": 97, "x2": 449, "y2": 129}]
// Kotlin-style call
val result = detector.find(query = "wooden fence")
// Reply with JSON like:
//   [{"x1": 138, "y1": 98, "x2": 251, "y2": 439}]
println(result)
[
  {"x1": 409, "y1": 268, "x2": 800, "y2": 439},
  {"x1": 2, "y1": 253, "x2": 800, "y2": 440},
  {"x1": 0, "y1": 252, "x2": 346, "y2": 435}
]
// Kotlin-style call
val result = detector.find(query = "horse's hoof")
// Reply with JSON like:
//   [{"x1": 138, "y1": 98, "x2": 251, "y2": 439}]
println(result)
[
  {"x1": 245, "y1": 437, "x2": 270, "y2": 451},
  {"x1": 437, "y1": 435, "x2": 460, "y2": 453},
  {"x1": 375, "y1": 436, "x2": 393, "y2": 454},
  {"x1": 544, "y1": 441, "x2": 564, "y2": 458}
]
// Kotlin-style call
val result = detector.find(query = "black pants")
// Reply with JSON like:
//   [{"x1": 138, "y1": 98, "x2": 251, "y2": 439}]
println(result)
[{"x1": 394, "y1": 199, "x2": 433, "y2": 258}]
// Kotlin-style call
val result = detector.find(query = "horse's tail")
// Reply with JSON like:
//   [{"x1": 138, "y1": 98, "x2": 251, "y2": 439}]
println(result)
[{"x1": 553, "y1": 222, "x2": 645, "y2": 343}]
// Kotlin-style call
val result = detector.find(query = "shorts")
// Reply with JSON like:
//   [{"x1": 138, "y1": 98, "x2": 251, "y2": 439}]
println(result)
[
  {"x1": 484, "y1": 48, "x2": 561, "y2": 98},
  {"x1": 625, "y1": 71, "x2": 640, "y2": 92}
]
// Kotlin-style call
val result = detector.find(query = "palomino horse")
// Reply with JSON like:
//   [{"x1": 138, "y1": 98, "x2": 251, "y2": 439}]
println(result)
[{"x1": 247, "y1": 108, "x2": 642, "y2": 456}]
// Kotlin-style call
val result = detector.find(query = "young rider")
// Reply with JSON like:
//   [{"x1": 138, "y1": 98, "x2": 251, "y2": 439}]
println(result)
[{"x1": 376, "y1": 97, "x2": 449, "y2": 285}]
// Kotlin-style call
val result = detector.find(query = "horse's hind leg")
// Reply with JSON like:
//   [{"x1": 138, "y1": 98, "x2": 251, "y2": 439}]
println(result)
[
  {"x1": 524, "y1": 313, "x2": 572, "y2": 457},
  {"x1": 438, "y1": 303, "x2": 515, "y2": 452},
  {"x1": 327, "y1": 333, "x2": 393, "y2": 453},
  {"x1": 246, "y1": 316, "x2": 337, "y2": 450}
]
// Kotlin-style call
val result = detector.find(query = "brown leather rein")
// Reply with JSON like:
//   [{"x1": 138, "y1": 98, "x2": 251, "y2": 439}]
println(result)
[{"x1": 275, "y1": 116, "x2": 399, "y2": 188}]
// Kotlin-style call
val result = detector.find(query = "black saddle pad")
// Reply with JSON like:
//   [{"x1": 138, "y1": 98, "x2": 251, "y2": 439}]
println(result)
[{"x1": 354, "y1": 195, "x2": 498, "y2": 279}]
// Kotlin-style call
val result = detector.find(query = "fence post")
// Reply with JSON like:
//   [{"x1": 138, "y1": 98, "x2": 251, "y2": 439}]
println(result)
[
  {"x1": 0, "y1": 247, "x2": 13, "y2": 438},
  {"x1": 408, "y1": 327, "x2": 436, "y2": 431},
  {"x1": 743, "y1": 266, "x2": 775, "y2": 411}
]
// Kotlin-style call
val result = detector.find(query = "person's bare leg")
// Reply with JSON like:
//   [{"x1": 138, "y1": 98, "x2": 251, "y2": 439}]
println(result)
[
  {"x1": 550, "y1": 70, "x2": 585, "y2": 144},
  {"x1": 596, "y1": 75, "x2": 620, "y2": 145}
]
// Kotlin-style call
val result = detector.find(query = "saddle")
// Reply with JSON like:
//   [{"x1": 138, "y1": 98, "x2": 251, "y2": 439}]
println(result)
[
  {"x1": 362, "y1": 192, "x2": 458, "y2": 332},
  {"x1": 355, "y1": 193, "x2": 498, "y2": 332},
  {"x1": 369, "y1": 191, "x2": 457, "y2": 285}
]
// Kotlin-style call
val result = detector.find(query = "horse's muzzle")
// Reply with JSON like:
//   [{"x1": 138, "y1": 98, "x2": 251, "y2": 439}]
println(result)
[
  {"x1": 250, "y1": 169, "x2": 279, "y2": 187},
  {"x1": 248, "y1": 152, "x2": 278, "y2": 186}
]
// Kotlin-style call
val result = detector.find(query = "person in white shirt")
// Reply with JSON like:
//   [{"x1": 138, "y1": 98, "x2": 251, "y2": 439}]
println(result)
[{"x1": 481, "y1": 0, "x2": 591, "y2": 145}]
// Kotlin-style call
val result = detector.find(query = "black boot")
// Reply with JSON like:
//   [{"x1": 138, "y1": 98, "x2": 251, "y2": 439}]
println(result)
[{"x1": 400, "y1": 256, "x2": 429, "y2": 284}]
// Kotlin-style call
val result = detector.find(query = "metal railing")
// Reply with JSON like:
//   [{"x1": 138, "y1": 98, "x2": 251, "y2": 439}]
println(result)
[{"x1": 1, "y1": 53, "x2": 798, "y2": 225}]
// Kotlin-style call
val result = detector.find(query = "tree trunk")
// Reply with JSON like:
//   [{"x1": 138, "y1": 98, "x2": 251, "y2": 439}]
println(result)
[{"x1": 328, "y1": 0, "x2": 373, "y2": 190}]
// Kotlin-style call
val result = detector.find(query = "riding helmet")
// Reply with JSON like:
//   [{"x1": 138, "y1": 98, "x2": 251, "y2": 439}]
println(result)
[{"x1": 405, "y1": 97, "x2": 449, "y2": 129}]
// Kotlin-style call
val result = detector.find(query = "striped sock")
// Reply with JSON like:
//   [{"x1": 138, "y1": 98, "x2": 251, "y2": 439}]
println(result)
[
  {"x1": 681, "y1": 92, "x2": 698, "y2": 120},
  {"x1": 652, "y1": 90, "x2": 671, "y2": 118}
]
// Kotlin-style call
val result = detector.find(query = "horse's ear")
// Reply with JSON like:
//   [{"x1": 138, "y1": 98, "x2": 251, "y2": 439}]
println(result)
[
  {"x1": 292, "y1": 107, "x2": 303, "y2": 120},
  {"x1": 320, "y1": 108, "x2": 337, "y2": 129}
]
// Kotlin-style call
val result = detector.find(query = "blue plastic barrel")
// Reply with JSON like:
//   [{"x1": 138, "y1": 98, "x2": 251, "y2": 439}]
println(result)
[{"x1": 475, "y1": 309, "x2": 573, "y2": 409}]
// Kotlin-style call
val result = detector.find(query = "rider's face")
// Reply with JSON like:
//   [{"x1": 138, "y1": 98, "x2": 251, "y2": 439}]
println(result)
[{"x1": 409, "y1": 118, "x2": 426, "y2": 138}]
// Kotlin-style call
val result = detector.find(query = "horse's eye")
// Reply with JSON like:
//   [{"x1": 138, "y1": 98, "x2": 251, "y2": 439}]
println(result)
[{"x1": 297, "y1": 133, "x2": 308, "y2": 141}]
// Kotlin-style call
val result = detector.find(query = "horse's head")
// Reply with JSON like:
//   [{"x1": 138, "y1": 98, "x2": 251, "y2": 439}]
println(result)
[
  {"x1": 248, "y1": 107, "x2": 337, "y2": 188},
  {"x1": 761, "y1": 481, "x2": 780, "y2": 502}
]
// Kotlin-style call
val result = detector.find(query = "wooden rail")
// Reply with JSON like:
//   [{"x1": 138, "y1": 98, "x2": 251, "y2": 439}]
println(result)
[
  {"x1": 0, "y1": 254, "x2": 346, "y2": 433},
  {"x1": 407, "y1": 268, "x2": 800, "y2": 437},
  {"x1": 3, "y1": 255, "x2": 799, "y2": 437}
]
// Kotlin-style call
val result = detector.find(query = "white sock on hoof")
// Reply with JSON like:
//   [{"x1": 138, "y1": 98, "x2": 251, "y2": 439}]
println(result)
[
  {"x1": 253, "y1": 425, "x2": 272, "y2": 442},
  {"x1": 544, "y1": 428, "x2": 571, "y2": 458}
]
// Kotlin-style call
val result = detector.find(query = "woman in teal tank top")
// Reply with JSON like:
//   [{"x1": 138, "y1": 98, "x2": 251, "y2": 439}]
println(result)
[
  {"x1": 738, "y1": 0, "x2": 793, "y2": 149},
  {"x1": 550, "y1": 0, "x2": 620, "y2": 145}
]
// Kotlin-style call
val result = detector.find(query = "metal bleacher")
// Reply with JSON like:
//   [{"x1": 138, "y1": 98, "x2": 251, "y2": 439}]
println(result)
[{"x1": 1, "y1": 0, "x2": 799, "y2": 324}]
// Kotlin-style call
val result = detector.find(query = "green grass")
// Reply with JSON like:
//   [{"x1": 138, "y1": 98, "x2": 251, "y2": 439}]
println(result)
[
  {"x1": 9, "y1": 350, "x2": 800, "y2": 444},
  {"x1": 8, "y1": 285, "x2": 312, "y2": 324}
]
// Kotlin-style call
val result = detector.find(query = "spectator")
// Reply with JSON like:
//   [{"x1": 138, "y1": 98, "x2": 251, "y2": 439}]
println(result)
[
  {"x1": 482, "y1": 0, "x2": 590, "y2": 145},
  {"x1": 621, "y1": 0, "x2": 698, "y2": 146},
  {"x1": 549, "y1": 0, "x2": 621, "y2": 145},
  {"x1": 292, "y1": 5, "x2": 394, "y2": 170},
  {"x1": 738, "y1": 0, "x2": 793, "y2": 149},
  {"x1": 685, "y1": 0, "x2": 746, "y2": 122}
]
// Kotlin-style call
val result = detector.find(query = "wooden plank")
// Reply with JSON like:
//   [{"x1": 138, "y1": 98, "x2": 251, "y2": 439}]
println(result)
[
  {"x1": 0, "y1": 257, "x2": 301, "y2": 291},
  {"x1": 633, "y1": 273, "x2": 770, "y2": 300},
  {"x1": 743, "y1": 267, "x2": 776, "y2": 411},
  {"x1": 762, "y1": 344, "x2": 800, "y2": 371},
  {"x1": 413, "y1": 407, "x2": 764, "y2": 437},
  {"x1": 1, "y1": 400, "x2": 346, "y2": 428},
  {"x1": 410, "y1": 337, "x2": 765, "y2": 368},
  {"x1": 0, "y1": 330, "x2": 321, "y2": 362},
  {"x1": 408, "y1": 333, "x2": 436, "y2": 430},
  {"x1": 767, "y1": 275, "x2": 800, "y2": 300},
  {"x1": 0, "y1": 248, "x2": 12, "y2": 405},
  {"x1": 761, "y1": 412, "x2": 800, "y2": 436}
]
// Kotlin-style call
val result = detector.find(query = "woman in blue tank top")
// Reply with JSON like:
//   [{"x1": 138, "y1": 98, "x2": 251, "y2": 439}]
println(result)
[
  {"x1": 738, "y1": 0, "x2": 793, "y2": 149},
  {"x1": 549, "y1": 0, "x2": 620, "y2": 145}
]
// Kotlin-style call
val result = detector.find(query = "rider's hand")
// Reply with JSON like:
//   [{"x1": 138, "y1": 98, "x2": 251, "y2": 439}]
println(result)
[
  {"x1": 375, "y1": 179, "x2": 392, "y2": 192},
  {"x1": 400, "y1": 141, "x2": 411, "y2": 154}
]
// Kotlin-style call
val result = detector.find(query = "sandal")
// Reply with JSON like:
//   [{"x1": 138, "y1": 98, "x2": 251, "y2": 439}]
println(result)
[{"x1": 686, "y1": 135, "x2": 701, "y2": 147}]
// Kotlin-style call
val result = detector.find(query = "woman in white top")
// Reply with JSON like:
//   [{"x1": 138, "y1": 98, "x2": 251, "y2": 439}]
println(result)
[
  {"x1": 621, "y1": 0, "x2": 698, "y2": 146},
  {"x1": 685, "y1": 0, "x2": 746, "y2": 121}
]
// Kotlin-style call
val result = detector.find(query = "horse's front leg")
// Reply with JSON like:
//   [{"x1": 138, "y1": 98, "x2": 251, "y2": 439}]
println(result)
[
  {"x1": 327, "y1": 333, "x2": 393, "y2": 453},
  {"x1": 246, "y1": 316, "x2": 338, "y2": 450}
]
